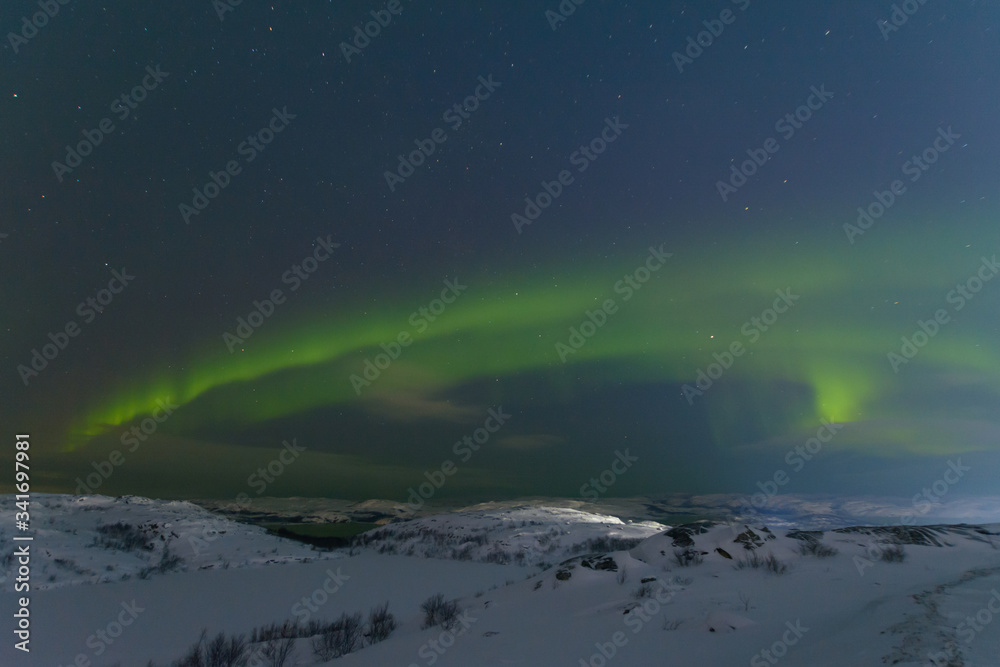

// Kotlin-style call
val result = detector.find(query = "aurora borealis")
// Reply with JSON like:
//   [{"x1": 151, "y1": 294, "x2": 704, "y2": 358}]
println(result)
[
  {"x1": 2, "y1": 1, "x2": 1000, "y2": 505},
  {"x1": 59, "y1": 232, "x2": 1000, "y2": 451}
]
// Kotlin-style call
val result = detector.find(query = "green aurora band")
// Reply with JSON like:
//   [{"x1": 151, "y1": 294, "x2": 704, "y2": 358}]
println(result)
[{"x1": 68, "y1": 227, "x2": 1000, "y2": 459}]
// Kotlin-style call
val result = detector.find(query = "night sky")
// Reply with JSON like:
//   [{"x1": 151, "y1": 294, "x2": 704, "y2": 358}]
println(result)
[{"x1": 3, "y1": 1, "x2": 999, "y2": 505}]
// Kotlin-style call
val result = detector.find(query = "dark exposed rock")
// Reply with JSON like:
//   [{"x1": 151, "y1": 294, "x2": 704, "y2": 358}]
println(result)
[
  {"x1": 663, "y1": 521, "x2": 717, "y2": 547},
  {"x1": 715, "y1": 547, "x2": 733, "y2": 559},
  {"x1": 786, "y1": 530, "x2": 824, "y2": 542},
  {"x1": 551, "y1": 553, "x2": 619, "y2": 578},
  {"x1": 580, "y1": 554, "x2": 618, "y2": 572},
  {"x1": 733, "y1": 526, "x2": 774, "y2": 550}
]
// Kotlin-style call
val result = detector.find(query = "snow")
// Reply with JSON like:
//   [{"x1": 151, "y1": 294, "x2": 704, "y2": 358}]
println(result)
[
  {"x1": 1, "y1": 494, "x2": 998, "y2": 666},
  {"x1": 0, "y1": 494, "x2": 340, "y2": 592},
  {"x1": 349, "y1": 504, "x2": 665, "y2": 568}
]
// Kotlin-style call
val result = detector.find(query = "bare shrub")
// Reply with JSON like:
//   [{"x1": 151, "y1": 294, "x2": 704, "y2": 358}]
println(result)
[
  {"x1": 175, "y1": 629, "x2": 207, "y2": 667},
  {"x1": 95, "y1": 521, "x2": 150, "y2": 552},
  {"x1": 570, "y1": 535, "x2": 645, "y2": 554},
  {"x1": 763, "y1": 552, "x2": 788, "y2": 575},
  {"x1": 366, "y1": 602, "x2": 397, "y2": 644},
  {"x1": 632, "y1": 582, "x2": 655, "y2": 599},
  {"x1": 173, "y1": 629, "x2": 249, "y2": 667},
  {"x1": 421, "y1": 593, "x2": 459, "y2": 629},
  {"x1": 139, "y1": 546, "x2": 183, "y2": 579},
  {"x1": 207, "y1": 632, "x2": 248, "y2": 666},
  {"x1": 735, "y1": 550, "x2": 763, "y2": 570},
  {"x1": 880, "y1": 544, "x2": 906, "y2": 563},
  {"x1": 673, "y1": 548, "x2": 704, "y2": 567},
  {"x1": 799, "y1": 541, "x2": 838, "y2": 558},
  {"x1": 311, "y1": 612, "x2": 362, "y2": 660},
  {"x1": 260, "y1": 636, "x2": 294, "y2": 667}
]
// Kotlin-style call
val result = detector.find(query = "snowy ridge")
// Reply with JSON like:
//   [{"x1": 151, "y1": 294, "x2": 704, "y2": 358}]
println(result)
[
  {"x1": 348, "y1": 505, "x2": 666, "y2": 568},
  {"x1": 0, "y1": 494, "x2": 340, "y2": 592}
]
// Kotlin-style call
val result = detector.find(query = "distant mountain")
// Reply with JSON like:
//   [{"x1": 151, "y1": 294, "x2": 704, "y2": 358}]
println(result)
[{"x1": 192, "y1": 492, "x2": 1000, "y2": 531}]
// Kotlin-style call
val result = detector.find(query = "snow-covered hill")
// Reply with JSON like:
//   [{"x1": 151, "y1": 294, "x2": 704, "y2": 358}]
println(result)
[
  {"x1": 348, "y1": 504, "x2": 665, "y2": 568},
  {"x1": 2, "y1": 494, "x2": 999, "y2": 666},
  {"x1": 193, "y1": 492, "x2": 1000, "y2": 532},
  {"x1": 0, "y1": 494, "x2": 340, "y2": 592}
]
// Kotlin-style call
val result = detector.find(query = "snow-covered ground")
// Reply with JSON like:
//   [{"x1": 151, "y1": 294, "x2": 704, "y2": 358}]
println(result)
[
  {"x1": 347, "y1": 504, "x2": 665, "y2": 568},
  {"x1": 0, "y1": 494, "x2": 340, "y2": 593},
  {"x1": 1, "y1": 494, "x2": 998, "y2": 666}
]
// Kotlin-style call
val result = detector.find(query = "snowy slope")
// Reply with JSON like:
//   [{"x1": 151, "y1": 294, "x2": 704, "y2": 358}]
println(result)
[
  {"x1": 339, "y1": 521, "x2": 1000, "y2": 667},
  {"x1": 1, "y1": 495, "x2": 999, "y2": 666},
  {"x1": 0, "y1": 494, "x2": 341, "y2": 592},
  {"x1": 348, "y1": 504, "x2": 665, "y2": 568}
]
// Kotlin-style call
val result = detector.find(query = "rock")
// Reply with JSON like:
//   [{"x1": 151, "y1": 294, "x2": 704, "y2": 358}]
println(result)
[
  {"x1": 663, "y1": 521, "x2": 716, "y2": 548},
  {"x1": 734, "y1": 526, "x2": 770, "y2": 550},
  {"x1": 580, "y1": 554, "x2": 618, "y2": 572}
]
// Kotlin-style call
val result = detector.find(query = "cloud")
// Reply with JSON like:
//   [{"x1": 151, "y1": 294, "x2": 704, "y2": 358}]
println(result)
[{"x1": 363, "y1": 390, "x2": 480, "y2": 423}]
